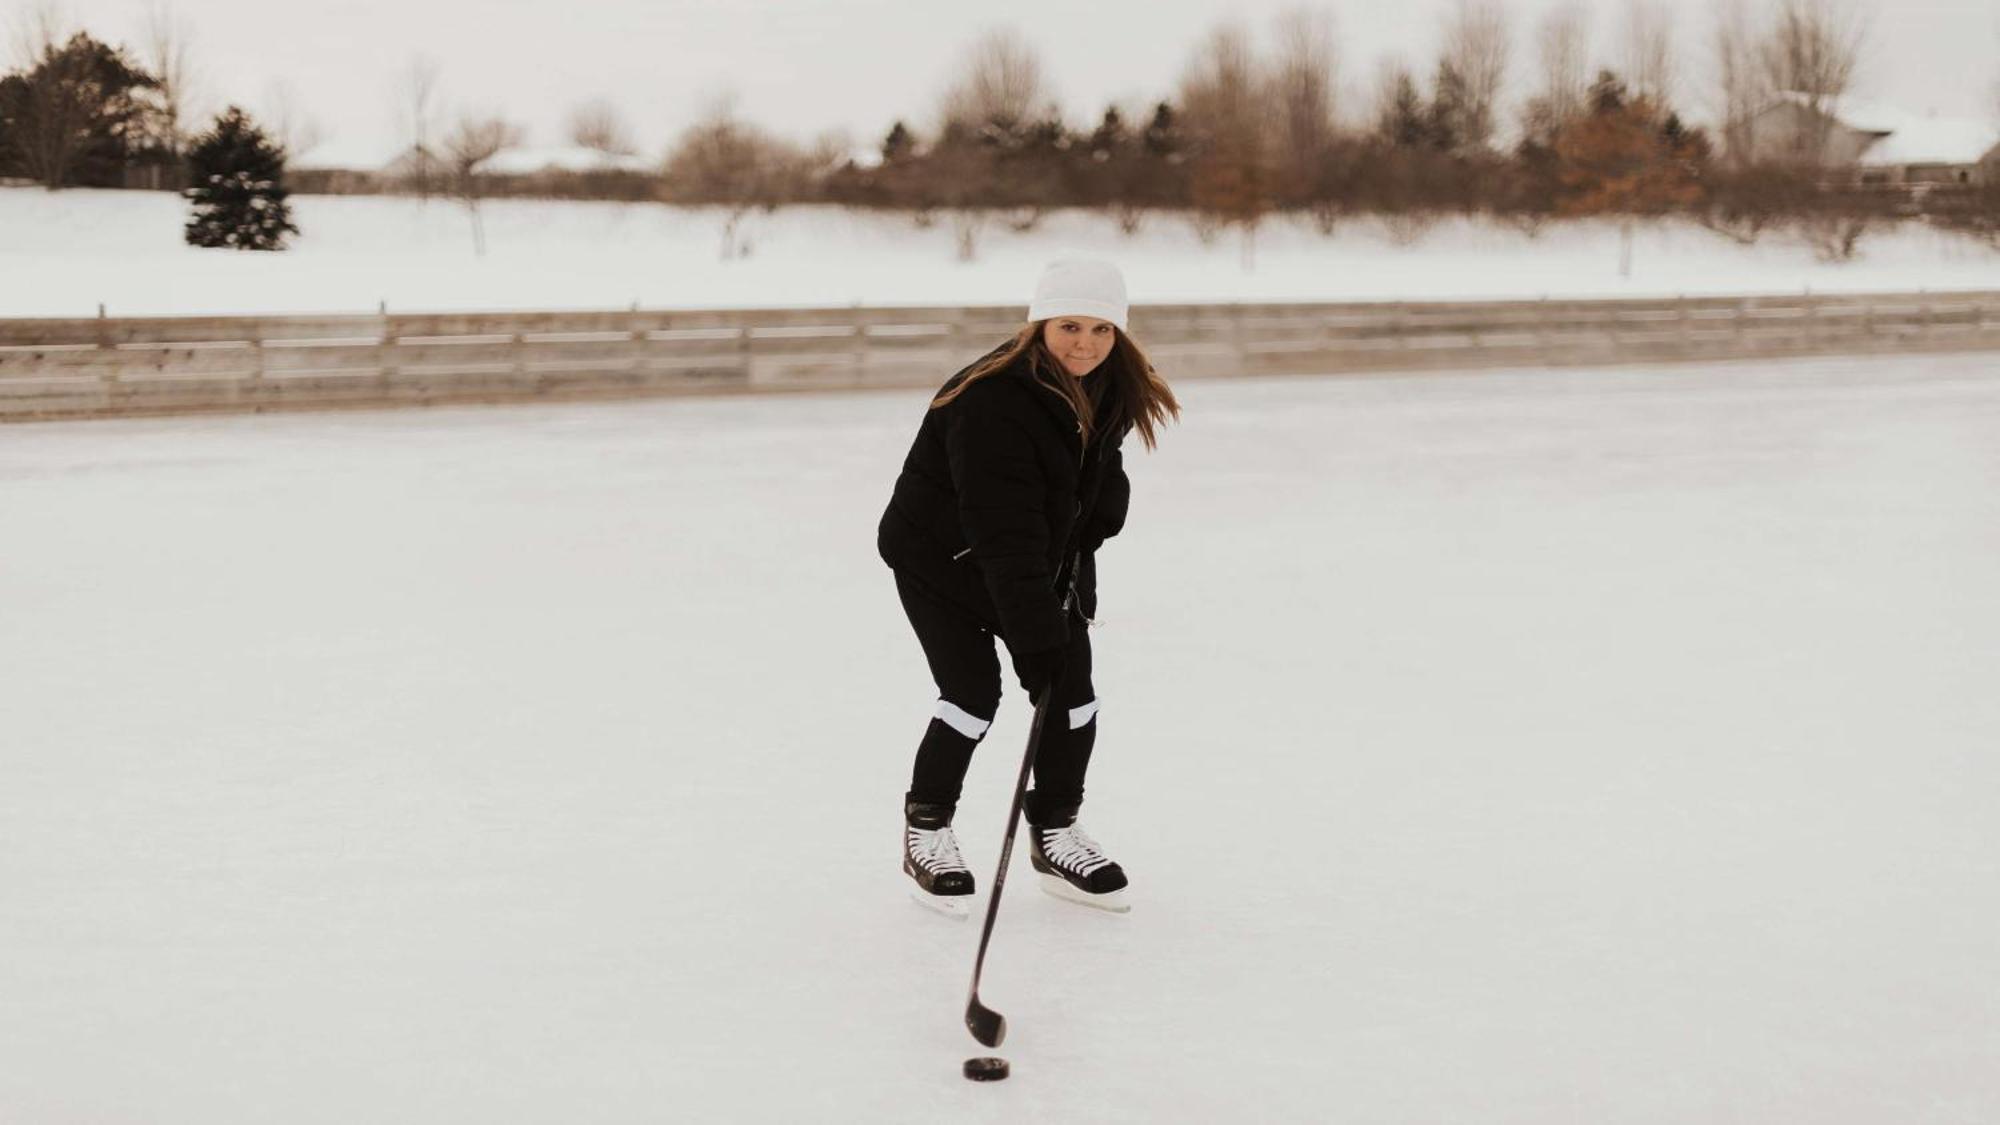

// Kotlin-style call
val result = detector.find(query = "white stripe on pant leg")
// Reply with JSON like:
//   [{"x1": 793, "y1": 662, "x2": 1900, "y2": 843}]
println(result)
[
  {"x1": 934, "y1": 699, "x2": 992, "y2": 740},
  {"x1": 1068, "y1": 699, "x2": 1099, "y2": 730}
]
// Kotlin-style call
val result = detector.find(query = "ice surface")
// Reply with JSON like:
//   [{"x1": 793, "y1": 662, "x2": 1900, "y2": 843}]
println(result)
[{"x1": 3, "y1": 352, "x2": 1998, "y2": 1122}]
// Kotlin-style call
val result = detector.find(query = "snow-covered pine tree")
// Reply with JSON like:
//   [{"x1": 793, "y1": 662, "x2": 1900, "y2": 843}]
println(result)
[{"x1": 182, "y1": 106, "x2": 298, "y2": 251}]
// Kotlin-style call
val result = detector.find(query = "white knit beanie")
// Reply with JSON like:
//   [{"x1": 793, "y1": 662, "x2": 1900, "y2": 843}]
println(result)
[{"x1": 1027, "y1": 257, "x2": 1129, "y2": 331}]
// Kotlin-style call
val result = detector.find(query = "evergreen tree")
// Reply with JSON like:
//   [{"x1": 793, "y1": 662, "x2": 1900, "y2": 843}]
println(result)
[
  {"x1": 182, "y1": 106, "x2": 297, "y2": 251},
  {"x1": 1552, "y1": 74, "x2": 1707, "y2": 275},
  {"x1": 1141, "y1": 102, "x2": 1183, "y2": 162},
  {"x1": 1089, "y1": 106, "x2": 1127, "y2": 159},
  {"x1": 880, "y1": 120, "x2": 915, "y2": 164},
  {"x1": 1077, "y1": 105, "x2": 1135, "y2": 220},
  {"x1": 1380, "y1": 72, "x2": 1429, "y2": 149},
  {"x1": 1587, "y1": 70, "x2": 1628, "y2": 116},
  {"x1": 1427, "y1": 61, "x2": 1473, "y2": 152}
]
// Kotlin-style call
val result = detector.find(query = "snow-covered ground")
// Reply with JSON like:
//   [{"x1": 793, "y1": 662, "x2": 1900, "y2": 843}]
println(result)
[
  {"x1": 1, "y1": 187, "x2": 1996, "y2": 319},
  {"x1": 4, "y1": 351, "x2": 1997, "y2": 1123}
]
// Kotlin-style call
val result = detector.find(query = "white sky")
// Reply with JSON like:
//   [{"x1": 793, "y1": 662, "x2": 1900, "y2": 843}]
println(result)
[{"x1": 46, "y1": 0, "x2": 2000, "y2": 162}]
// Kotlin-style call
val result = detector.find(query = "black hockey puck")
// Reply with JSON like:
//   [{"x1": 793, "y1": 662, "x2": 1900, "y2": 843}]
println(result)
[{"x1": 963, "y1": 1056, "x2": 1010, "y2": 1081}]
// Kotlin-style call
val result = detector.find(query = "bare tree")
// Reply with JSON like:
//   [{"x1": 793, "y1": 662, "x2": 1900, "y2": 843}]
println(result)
[
  {"x1": 260, "y1": 79, "x2": 322, "y2": 161},
  {"x1": 1759, "y1": 0, "x2": 1864, "y2": 165},
  {"x1": 6, "y1": 0, "x2": 62, "y2": 65},
  {"x1": 795, "y1": 127, "x2": 852, "y2": 194},
  {"x1": 928, "y1": 29, "x2": 1058, "y2": 261},
  {"x1": 1623, "y1": 0, "x2": 1676, "y2": 110},
  {"x1": 662, "y1": 92, "x2": 787, "y2": 259},
  {"x1": 1372, "y1": 56, "x2": 1415, "y2": 139},
  {"x1": 1524, "y1": 2, "x2": 1589, "y2": 141},
  {"x1": 1268, "y1": 6, "x2": 1339, "y2": 218},
  {"x1": 939, "y1": 27, "x2": 1051, "y2": 130},
  {"x1": 4, "y1": 5, "x2": 157, "y2": 190},
  {"x1": 5, "y1": 4, "x2": 80, "y2": 187},
  {"x1": 567, "y1": 97, "x2": 634, "y2": 155},
  {"x1": 140, "y1": 1, "x2": 196, "y2": 160},
  {"x1": 397, "y1": 53, "x2": 442, "y2": 197},
  {"x1": 1439, "y1": 0, "x2": 1509, "y2": 150},
  {"x1": 1992, "y1": 22, "x2": 2000, "y2": 131},
  {"x1": 1710, "y1": 0, "x2": 1768, "y2": 166},
  {"x1": 1178, "y1": 22, "x2": 1270, "y2": 266},
  {"x1": 440, "y1": 112, "x2": 520, "y2": 255}
]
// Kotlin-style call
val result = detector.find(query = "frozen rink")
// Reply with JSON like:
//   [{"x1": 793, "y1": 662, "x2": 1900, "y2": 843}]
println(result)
[{"x1": 4, "y1": 351, "x2": 1998, "y2": 1123}]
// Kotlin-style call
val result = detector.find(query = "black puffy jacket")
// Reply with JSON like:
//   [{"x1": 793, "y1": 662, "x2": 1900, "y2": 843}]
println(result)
[{"x1": 878, "y1": 349, "x2": 1131, "y2": 656}]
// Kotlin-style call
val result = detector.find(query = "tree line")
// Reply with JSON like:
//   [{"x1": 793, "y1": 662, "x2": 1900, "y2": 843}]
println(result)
[
  {"x1": 4, "y1": 0, "x2": 1996, "y2": 260},
  {"x1": 679, "y1": 2, "x2": 1991, "y2": 263}
]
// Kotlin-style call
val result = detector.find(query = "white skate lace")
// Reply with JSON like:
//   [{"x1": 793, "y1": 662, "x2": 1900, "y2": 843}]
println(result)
[
  {"x1": 907, "y1": 826, "x2": 969, "y2": 875},
  {"x1": 1040, "y1": 824, "x2": 1113, "y2": 876}
]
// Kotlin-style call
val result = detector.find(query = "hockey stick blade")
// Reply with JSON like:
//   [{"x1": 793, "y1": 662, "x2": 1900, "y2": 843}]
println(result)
[{"x1": 966, "y1": 996, "x2": 1006, "y2": 1048}]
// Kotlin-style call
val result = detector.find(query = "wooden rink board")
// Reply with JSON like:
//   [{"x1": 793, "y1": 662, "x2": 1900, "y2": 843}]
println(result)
[{"x1": 3, "y1": 294, "x2": 1996, "y2": 421}]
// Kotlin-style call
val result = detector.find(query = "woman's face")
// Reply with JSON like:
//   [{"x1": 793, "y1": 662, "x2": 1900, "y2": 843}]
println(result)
[{"x1": 1042, "y1": 316, "x2": 1116, "y2": 378}]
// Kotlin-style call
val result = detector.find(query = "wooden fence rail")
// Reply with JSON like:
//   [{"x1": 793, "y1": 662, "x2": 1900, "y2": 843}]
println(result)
[{"x1": 3, "y1": 291, "x2": 1997, "y2": 421}]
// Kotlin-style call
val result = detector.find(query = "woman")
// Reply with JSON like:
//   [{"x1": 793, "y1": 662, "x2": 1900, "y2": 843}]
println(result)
[{"x1": 877, "y1": 258, "x2": 1179, "y2": 916}]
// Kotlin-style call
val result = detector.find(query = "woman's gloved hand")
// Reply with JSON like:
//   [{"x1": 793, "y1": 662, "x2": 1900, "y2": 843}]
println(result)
[{"x1": 1012, "y1": 645, "x2": 1065, "y2": 702}]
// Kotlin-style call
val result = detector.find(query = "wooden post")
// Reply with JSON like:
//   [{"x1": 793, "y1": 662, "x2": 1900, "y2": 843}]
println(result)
[
  {"x1": 1224, "y1": 300, "x2": 1240, "y2": 374},
  {"x1": 629, "y1": 301, "x2": 644, "y2": 380},
  {"x1": 248, "y1": 319, "x2": 266, "y2": 408},
  {"x1": 97, "y1": 303, "x2": 117, "y2": 410},
  {"x1": 379, "y1": 310, "x2": 397, "y2": 392},
  {"x1": 851, "y1": 303, "x2": 869, "y2": 381}
]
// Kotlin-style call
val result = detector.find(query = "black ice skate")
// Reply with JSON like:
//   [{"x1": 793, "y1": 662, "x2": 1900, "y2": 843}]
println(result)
[
  {"x1": 1027, "y1": 808, "x2": 1130, "y2": 914},
  {"x1": 904, "y1": 801, "x2": 975, "y2": 920}
]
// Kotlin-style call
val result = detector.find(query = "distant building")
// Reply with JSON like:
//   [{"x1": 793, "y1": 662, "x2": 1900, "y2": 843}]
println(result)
[
  {"x1": 480, "y1": 146, "x2": 655, "y2": 176},
  {"x1": 290, "y1": 139, "x2": 412, "y2": 194},
  {"x1": 374, "y1": 144, "x2": 442, "y2": 184},
  {"x1": 1738, "y1": 93, "x2": 1999, "y2": 185},
  {"x1": 289, "y1": 141, "x2": 657, "y2": 198}
]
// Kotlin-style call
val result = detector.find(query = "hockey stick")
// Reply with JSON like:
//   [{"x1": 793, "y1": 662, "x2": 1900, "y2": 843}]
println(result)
[{"x1": 964, "y1": 656, "x2": 1065, "y2": 1049}]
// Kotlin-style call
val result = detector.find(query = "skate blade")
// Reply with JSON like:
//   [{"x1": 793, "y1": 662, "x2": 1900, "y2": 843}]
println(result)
[
  {"x1": 909, "y1": 887, "x2": 973, "y2": 920},
  {"x1": 1037, "y1": 872, "x2": 1131, "y2": 914}
]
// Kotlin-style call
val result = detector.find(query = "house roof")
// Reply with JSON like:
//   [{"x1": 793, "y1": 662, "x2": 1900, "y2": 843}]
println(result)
[
  {"x1": 288, "y1": 136, "x2": 406, "y2": 173},
  {"x1": 1769, "y1": 92, "x2": 2000, "y2": 165}
]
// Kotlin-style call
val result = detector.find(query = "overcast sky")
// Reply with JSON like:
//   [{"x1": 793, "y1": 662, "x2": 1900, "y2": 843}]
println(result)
[{"x1": 47, "y1": 0, "x2": 2000, "y2": 162}]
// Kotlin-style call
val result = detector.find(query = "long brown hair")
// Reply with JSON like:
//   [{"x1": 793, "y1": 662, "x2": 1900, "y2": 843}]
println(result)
[{"x1": 930, "y1": 322, "x2": 1181, "y2": 451}]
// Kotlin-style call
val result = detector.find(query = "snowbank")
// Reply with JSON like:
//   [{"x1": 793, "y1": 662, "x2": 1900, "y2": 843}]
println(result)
[{"x1": 1, "y1": 187, "x2": 1995, "y2": 318}]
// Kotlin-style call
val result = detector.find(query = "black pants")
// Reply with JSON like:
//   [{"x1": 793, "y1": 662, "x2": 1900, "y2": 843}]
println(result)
[{"x1": 895, "y1": 570, "x2": 1097, "y2": 825}]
